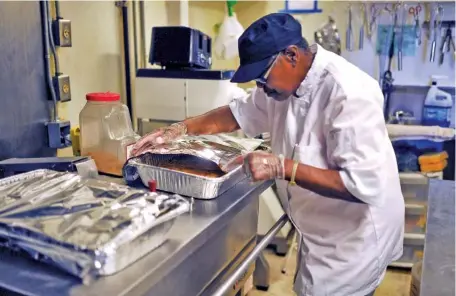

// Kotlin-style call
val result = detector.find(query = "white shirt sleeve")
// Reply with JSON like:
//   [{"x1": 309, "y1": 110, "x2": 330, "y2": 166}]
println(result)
[
  {"x1": 229, "y1": 87, "x2": 269, "y2": 138},
  {"x1": 325, "y1": 91, "x2": 388, "y2": 206}
]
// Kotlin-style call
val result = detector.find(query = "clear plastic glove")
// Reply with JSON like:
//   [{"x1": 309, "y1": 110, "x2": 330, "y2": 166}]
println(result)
[
  {"x1": 223, "y1": 151, "x2": 284, "y2": 181},
  {"x1": 131, "y1": 122, "x2": 187, "y2": 157}
]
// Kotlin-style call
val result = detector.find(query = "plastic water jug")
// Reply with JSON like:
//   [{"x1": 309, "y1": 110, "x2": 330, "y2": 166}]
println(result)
[{"x1": 422, "y1": 76, "x2": 453, "y2": 127}]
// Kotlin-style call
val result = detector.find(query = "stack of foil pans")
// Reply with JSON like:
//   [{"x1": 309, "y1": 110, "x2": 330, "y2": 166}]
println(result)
[{"x1": 0, "y1": 170, "x2": 190, "y2": 282}]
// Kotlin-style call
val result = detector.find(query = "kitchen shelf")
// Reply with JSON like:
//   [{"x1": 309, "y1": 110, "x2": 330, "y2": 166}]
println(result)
[
  {"x1": 404, "y1": 233, "x2": 426, "y2": 241},
  {"x1": 390, "y1": 261, "x2": 414, "y2": 269},
  {"x1": 405, "y1": 203, "x2": 426, "y2": 210},
  {"x1": 390, "y1": 173, "x2": 431, "y2": 269}
]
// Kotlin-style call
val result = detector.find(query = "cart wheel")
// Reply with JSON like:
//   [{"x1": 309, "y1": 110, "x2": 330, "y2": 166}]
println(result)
[
  {"x1": 274, "y1": 243, "x2": 288, "y2": 257},
  {"x1": 255, "y1": 285, "x2": 269, "y2": 291}
]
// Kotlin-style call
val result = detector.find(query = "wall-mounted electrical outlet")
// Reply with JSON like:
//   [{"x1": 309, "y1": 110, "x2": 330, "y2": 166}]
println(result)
[
  {"x1": 52, "y1": 75, "x2": 71, "y2": 102},
  {"x1": 52, "y1": 19, "x2": 72, "y2": 47},
  {"x1": 45, "y1": 121, "x2": 71, "y2": 149}
]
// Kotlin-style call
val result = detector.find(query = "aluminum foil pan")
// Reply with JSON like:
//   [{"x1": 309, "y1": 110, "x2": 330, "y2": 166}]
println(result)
[
  {"x1": 124, "y1": 135, "x2": 263, "y2": 199},
  {"x1": 0, "y1": 170, "x2": 190, "y2": 282},
  {"x1": 125, "y1": 155, "x2": 247, "y2": 199}
]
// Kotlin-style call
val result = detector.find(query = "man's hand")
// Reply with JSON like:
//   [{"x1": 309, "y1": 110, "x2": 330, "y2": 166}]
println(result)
[
  {"x1": 224, "y1": 151, "x2": 284, "y2": 181},
  {"x1": 131, "y1": 122, "x2": 187, "y2": 157},
  {"x1": 226, "y1": 151, "x2": 358, "y2": 202},
  {"x1": 131, "y1": 106, "x2": 240, "y2": 157}
]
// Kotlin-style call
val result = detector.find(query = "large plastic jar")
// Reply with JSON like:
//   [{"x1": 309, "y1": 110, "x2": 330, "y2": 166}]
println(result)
[{"x1": 80, "y1": 92, "x2": 139, "y2": 176}]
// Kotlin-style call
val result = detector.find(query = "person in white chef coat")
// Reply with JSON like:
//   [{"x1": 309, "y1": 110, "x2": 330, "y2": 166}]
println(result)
[{"x1": 132, "y1": 13, "x2": 405, "y2": 296}]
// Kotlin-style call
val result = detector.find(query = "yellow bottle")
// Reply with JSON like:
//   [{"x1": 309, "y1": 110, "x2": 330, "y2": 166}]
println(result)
[{"x1": 70, "y1": 126, "x2": 81, "y2": 156}]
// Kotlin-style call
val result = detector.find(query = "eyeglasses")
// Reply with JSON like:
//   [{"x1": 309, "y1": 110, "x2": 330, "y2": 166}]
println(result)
[{"x1": 255, "y1": 53, "x2": 280, "y2": 85}]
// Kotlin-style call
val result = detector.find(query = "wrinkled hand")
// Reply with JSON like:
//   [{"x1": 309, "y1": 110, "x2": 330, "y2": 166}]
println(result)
[
  {"x1": 131, "y1": 122, "x2": 187, "y2": 157},
  {"x1": 224, "y1": 151, "x2": 284, "y2": 181}
]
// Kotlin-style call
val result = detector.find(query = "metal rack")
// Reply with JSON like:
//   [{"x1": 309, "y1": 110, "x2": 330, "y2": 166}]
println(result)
[{"x1": 390, "y1": 172, "x2": 433, "y2": 269}]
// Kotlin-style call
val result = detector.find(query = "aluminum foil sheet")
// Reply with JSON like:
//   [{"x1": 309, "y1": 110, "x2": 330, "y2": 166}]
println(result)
[
  {"x1": 133, "y1": 134, "x2": 263, "y2": 170},
  {"x1": 124, "y1": 135, "x2": 264, "y2": 199},
  {"x1": 0, "y1": 170, "x2": 190, "y2": 282}
]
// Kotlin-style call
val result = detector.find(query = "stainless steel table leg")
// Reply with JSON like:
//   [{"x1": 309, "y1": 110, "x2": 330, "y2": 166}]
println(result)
[
  {"x1": 137, "y1": 117, "x2": 144, "y2": 136},
  {"x1": 276, "y1": 226, "x2": 296, "y2": 256},
  {"x1": 275, "y1": 238, "x2": 290, "y2": 256},
  {"x1": 253, "y1": 252, "x2": 270, "y2": 291}
]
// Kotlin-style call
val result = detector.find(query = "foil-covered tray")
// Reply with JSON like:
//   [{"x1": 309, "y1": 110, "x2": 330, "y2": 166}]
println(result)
[
  {"x1": 124, "y1": 135, "x2": 263, "y2": 199},
  {"x1": 125, "y1": 155, "x2": 246, "y2": 199},
  {"x1": 0, "y1": 170, "x2": 190, "y2": 282}
]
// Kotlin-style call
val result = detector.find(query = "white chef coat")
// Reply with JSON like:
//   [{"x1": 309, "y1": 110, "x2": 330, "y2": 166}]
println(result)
[{"x1": 229, "y1": 44, "x2": 404, "y2": 296}]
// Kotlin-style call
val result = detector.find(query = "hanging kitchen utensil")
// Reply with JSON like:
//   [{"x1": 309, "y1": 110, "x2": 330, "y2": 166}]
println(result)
[
  {"x1": 370, "y1": 4, "x2": 393, "y2": 44},
  {"x1": 424, "y1": 2, "x2": 432, "y2": 40},
  {"x1": 398, "y1": 3, "x2": 407, "y2": 71},
  {"x1": 407, "y1": 4, "x2": 422, "y2": 46},
  {"x1": 429, "y1": 5, "x2": 443, "y2": 63},
  {"x1": 346, "y1": 4, "x2": 354, "y2": 51},
  {"x1": 439, "y1": 24, "x2": 455, "y2": 65},
  {"x1": 368, "y1": 4, "x2": 382, "y2": 41},
  {"x1": 382, "y1": 5, "x2": 397, "y2": 119},
  {"x1": 364, "y1": 3, "x2": 373, "y2": 40},
  {"x1": 413, "y1": 7, "x2": 422, "y2": 46},
  {"x1": 377, "y1": 5, "x2": 394, "y2": 84},
  {"x1": 359, "y1": 4, "x2": 366, "y2": 50},
  {"x1": 314, "y1": 16, "x2": 341, "y2": 55}
]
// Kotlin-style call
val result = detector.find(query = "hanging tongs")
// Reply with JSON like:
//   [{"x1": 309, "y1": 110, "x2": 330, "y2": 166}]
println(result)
[
  {"x1": 439, "y1": 24, "x2": 455, "y2": 65},
  {"x1": 430, "y1": 5, "x2": 443, "y2": 62}
]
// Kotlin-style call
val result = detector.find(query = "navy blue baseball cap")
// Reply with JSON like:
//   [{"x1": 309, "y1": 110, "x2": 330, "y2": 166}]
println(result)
[{"x1": 231, "y1": 13, "x2": 305, "y2": 83}]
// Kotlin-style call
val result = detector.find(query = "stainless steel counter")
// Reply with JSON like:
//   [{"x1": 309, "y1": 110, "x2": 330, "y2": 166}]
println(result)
[
  {"x1": 420, "y1": 179, "x2": 455, "y2": 296},
  {"x1": 0, "y1": 177, "x2": 273, "y2": 296}
]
